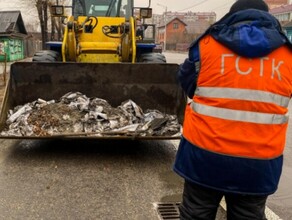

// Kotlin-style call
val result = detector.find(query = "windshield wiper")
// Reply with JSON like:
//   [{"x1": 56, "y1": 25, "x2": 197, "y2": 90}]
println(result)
[{"x1": 106, "y1": 0, "x2": 116, "y2": 17}]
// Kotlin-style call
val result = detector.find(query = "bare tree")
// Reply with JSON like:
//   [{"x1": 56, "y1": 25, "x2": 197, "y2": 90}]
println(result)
[
  {"x1": 20, "y1": 0, "x2": 66, "y2": 48},
  {"x1": 49, "y1": 1, "x2": 64, "y2": 41},
  {"x1": 25, "y1": 22, "x2": 39, "y2": 33},
  {"x1": 36, "y1": 0, "x2": 49, "y2": 49},
  {"x1": 19, "y1": 0, "x2": 50, "y2": 49}
]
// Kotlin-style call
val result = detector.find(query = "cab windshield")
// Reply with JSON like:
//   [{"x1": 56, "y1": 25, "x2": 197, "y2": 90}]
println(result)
[{"x1": 73, "y1": 0, "x2": 133, "y2": 19}]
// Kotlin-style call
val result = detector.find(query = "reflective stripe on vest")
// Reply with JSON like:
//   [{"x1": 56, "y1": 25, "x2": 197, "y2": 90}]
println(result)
[
  {"x1": 183, "y1": 35, "x2": 292, "y2": 159},
  {"x1": 192, "y1": 87, "x2": 290, "y2": 124},
  {"x1": 190, "y1": 101, "x2": 289, "y2": 124},
  {"x1": 195, "y1": 87, "x2": 290, "y2": 107}
]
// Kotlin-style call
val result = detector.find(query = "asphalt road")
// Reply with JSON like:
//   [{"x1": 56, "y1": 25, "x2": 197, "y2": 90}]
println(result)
[
  {"x1": 0, "y1": 52, "x2": 291, "y2": 220},
  {"x1": 0, "y1": 138, "x2": 185, "y2": 219}
]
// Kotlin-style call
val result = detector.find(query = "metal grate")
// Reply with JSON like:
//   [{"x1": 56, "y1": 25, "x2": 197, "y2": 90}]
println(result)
[{"x1": 154, "y1": 202, "x2": 181, "y2": 220}]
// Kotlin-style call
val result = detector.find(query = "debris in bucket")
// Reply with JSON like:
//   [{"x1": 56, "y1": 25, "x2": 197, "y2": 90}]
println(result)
[{"x1": 0, "y1": 92, "x2": 181, "y2": 137}]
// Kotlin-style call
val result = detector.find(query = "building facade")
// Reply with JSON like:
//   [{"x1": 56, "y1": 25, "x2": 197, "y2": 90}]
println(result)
[
  {"x1": 157, "y1": 17, "x2": 187, "y2": 50},
  {"x1": 266, "y1": 0, "x2": 289, "y2": 9},
  {"x1": 270, "y1": 4, "x2": 292, "y2": 25},
  {"x1": 269, "y1": 3, "x2": 292, "y2": 41},
  {"x1": 155, "y1": 11, "x2": 216, "y2": 51},
  {"x1": 0, "y1": 11, "x2": 27, "y2": 62}
]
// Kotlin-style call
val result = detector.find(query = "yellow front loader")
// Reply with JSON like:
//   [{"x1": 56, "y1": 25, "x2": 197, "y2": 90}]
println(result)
[
  {"x1": 0, "y1": 0, "x2": 186, "y2": 139},
  {"x1": 34, "y1": 0, "x2": 166, "y2": 63}
]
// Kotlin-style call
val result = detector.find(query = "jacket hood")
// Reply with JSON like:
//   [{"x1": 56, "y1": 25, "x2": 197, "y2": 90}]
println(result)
[{"x1": 191, "y1": 9, "x2": 292, "y2": 58}]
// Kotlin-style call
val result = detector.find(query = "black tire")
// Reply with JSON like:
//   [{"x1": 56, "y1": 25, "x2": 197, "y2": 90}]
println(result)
[
  {"x1": 138, "y1": 53, "x2": 167, "y2": 63},
  {"x1": 32, "y1": 50, "x2": 61, "y2": 62}
]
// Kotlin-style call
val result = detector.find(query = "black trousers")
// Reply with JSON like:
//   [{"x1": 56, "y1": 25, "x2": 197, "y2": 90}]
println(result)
[{"x1": 180, "y1": 180, "x2": 268, "y2": 220}]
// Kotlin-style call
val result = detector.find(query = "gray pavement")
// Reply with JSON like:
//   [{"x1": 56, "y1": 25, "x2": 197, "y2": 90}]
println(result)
[{"x1": 0, "y1": 139, "x2": 181, "y2": 219}]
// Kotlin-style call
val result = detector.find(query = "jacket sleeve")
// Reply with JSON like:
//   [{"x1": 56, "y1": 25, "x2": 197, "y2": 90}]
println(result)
[{"x1": 178, "y1": 43, "x2": 200, "y2": 99}]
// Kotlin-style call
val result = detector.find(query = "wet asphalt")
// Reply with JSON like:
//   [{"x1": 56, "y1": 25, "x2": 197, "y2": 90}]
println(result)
[{"x1": 0, "y1": 139, "x2": 184, "y2": 219}]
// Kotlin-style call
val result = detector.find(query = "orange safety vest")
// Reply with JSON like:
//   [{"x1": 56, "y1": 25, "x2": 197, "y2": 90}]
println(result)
[{"x1": 183, "y1": 35, "x2": 292, "y2": 159}]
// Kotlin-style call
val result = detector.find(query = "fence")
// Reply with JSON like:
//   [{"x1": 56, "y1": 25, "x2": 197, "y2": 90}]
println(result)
[{"x1": 24, "y1": 38, "x2": 42, "y2": 58}]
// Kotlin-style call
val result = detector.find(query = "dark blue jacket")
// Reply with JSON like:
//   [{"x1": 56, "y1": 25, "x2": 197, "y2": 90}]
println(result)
[{"x1": 174, "y1": 9, "x2": 292, "y2": 195}]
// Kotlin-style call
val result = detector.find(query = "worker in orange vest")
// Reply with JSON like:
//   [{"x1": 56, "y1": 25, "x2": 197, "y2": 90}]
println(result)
[{"x1": 173, "y1": 0, "x2": 292, "y2": 219}]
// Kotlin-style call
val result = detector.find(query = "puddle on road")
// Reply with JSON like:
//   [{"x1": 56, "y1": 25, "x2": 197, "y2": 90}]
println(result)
[
  {"x1": 0, "y1": 139, "x2": 18, "y2": 164},
  {"x1": 160, "y1": 170, "x2": 183, "y2": 187},
  {"x1": 159, "y1": 170, "x2": 184, "y2": 202}
]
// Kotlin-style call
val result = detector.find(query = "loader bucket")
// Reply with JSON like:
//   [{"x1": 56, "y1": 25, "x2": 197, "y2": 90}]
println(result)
[{"x1": 0, "y1": 62, "x2": 186, "y2": 139}]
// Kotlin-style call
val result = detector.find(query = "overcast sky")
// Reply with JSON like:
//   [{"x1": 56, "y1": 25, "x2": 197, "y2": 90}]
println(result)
[
  {"x1": 1, "y1": 0, "x2": 235, "y2": 24},
  {"x1": 136, "y1": 0, "x2": 235, "y2": 19}
]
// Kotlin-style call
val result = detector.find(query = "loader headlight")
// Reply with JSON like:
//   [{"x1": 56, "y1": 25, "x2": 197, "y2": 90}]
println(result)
[
  {"x1": 51, "y1": 5, "x2": 64, "y2": 16},
  {"x1": 140, "y1": 8, "x2": 152, "y2": 19}
]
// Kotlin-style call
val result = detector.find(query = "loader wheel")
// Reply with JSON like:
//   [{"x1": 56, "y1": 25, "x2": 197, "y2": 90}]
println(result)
[
  {"x1": 32, "y1": 50, "x2": 61, "y2": 62},
  {"x1": 139, "y1": 53, "x2": 166, "y2": 63}
]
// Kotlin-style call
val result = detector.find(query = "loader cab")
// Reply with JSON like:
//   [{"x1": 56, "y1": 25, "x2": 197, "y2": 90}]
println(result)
[
  {"x1": 47, "y1": 0, "x2": 163, "y2": 63},
  {"x1": 73, "y1": 0, "x2": 133, "y2": 19}
]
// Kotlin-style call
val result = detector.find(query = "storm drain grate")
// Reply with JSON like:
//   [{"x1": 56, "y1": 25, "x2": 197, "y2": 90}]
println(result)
[{"x1": 153, "y1": 202, "x2": 181, "y2": 220}]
